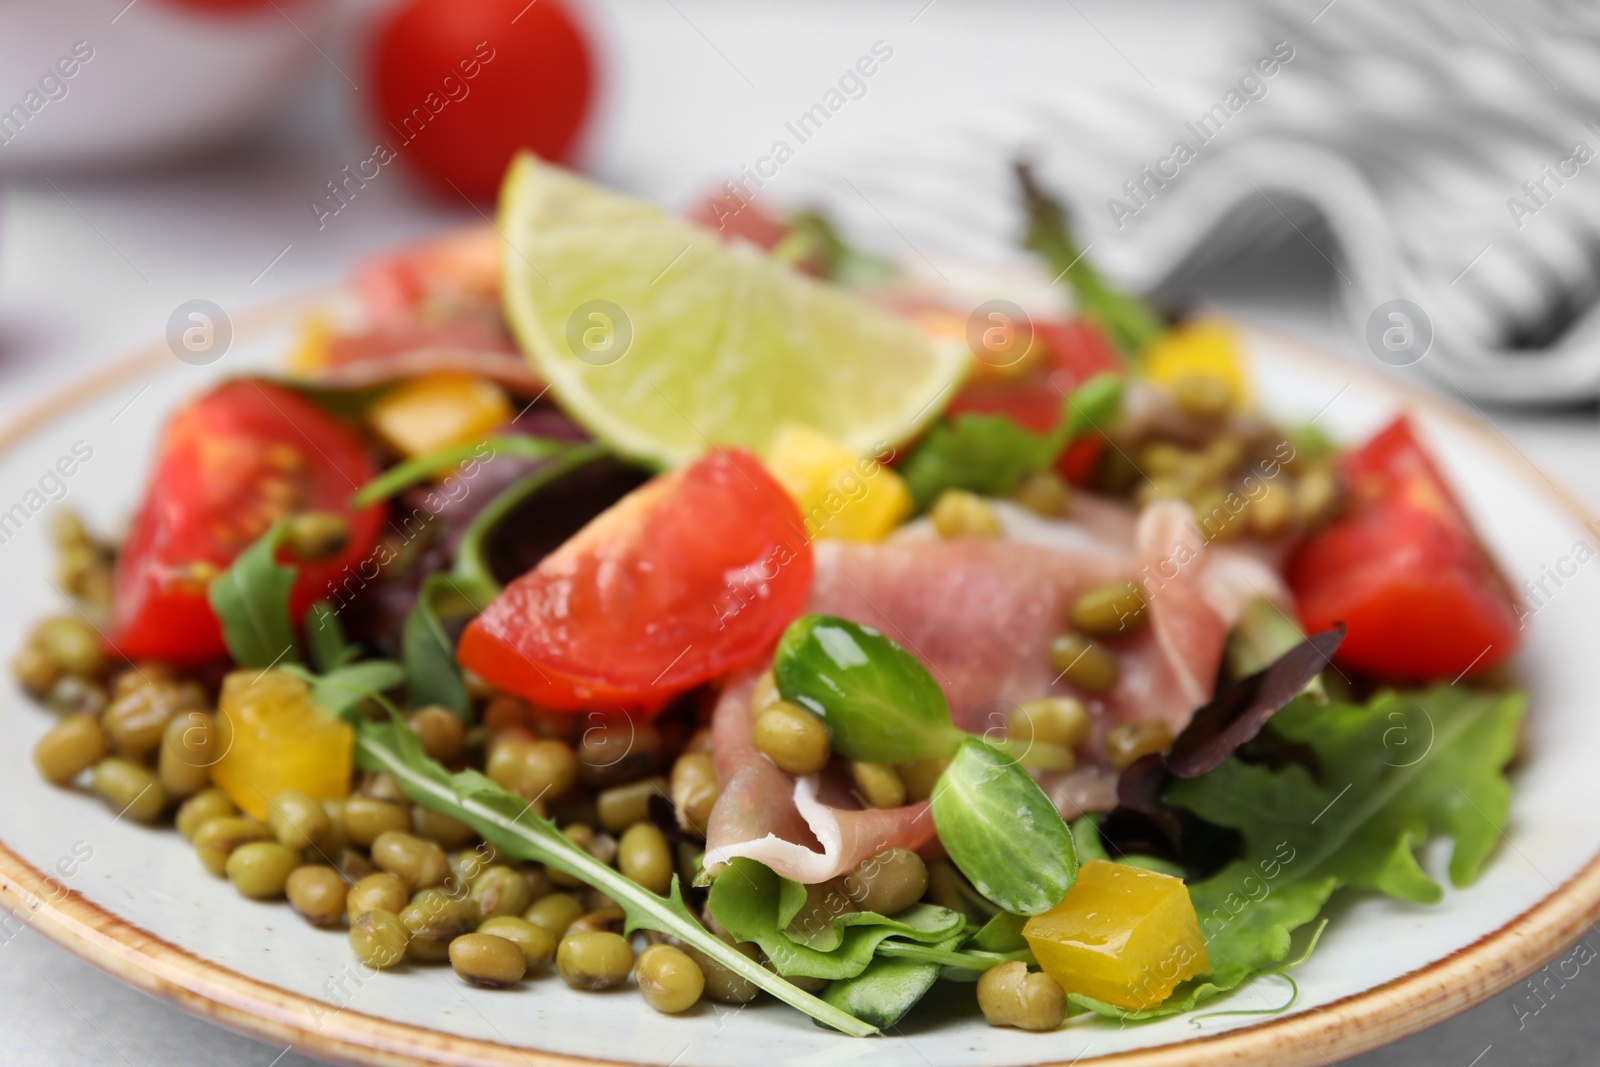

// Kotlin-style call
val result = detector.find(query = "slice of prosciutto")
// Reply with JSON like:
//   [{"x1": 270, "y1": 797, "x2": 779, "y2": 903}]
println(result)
[
  {"x1": 702, "y1": 670, "x2": 935, "y2": 882},
  {"x1": 703, "y1": 497, "x2": 1293, "y2": 881},
  {"x1": 825, "y1": 498, "x2": 1245, "y2": 738}
]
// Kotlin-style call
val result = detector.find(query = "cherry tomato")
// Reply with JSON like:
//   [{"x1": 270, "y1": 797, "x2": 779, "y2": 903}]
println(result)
[
  {"x1": 945, "y1": 317, "x2": 1123, "y2": 485},
  {"x1": 457, "y1": 449, "x2": 812, "y2": 713},
  {"x1": 107, "y1": 381, "x2": 386, "y2": 664},
  {"x1": 1288, "y1": 416, "x2": 1522, "y2": 681},
  {"x1": 368, "y1": 0, "x2": 595, "y2": 200}
]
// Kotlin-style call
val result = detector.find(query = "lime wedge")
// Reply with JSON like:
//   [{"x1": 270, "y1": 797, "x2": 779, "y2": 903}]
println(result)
[{"x1": 496, "y1": 153, "x2": 969, "y2": 467}]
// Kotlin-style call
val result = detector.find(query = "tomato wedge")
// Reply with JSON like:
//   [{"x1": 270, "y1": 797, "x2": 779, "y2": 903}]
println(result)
[
  {"x1": 1288, "y1": 416, "x2": 1522, "y2": 681},
  {"x1": 945, "y1": 317, "x2": 1123, "y2": 486},
  {"x1": 457, "y1": 449, "x2": 812, "y2": 713},
  {"x1": 107, "y1": 381, "x2": 386, "y2": 664}
]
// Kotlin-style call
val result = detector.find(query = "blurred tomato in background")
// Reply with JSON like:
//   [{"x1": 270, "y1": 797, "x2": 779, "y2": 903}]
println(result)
[{"x1": 367, "y1": 0, "x2": 596, "y2": 200}]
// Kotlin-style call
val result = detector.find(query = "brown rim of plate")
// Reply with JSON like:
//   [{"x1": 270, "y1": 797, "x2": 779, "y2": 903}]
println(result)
[{"x1": 0, "y1": 302, "x2": 1595, "y2": 1067}]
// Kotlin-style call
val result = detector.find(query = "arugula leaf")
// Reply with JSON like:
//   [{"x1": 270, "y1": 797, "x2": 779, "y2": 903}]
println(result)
[
  {"x1": 402, "y1": 574, "x2": 482, "y2": 719},
  {"x1": 708, "y1": 858, "x2": 964, "y2": 980},
  {"x1": 208, "y1": 522, "x2": 300, "y2": 669},
  {"x1": 899, "y1": 374, "x2": 1121, "y2": 510},
  {"x1": 285, "y1": 660, "x2": 405, "y2": 723},
  {"x1": 351, "y1": 718, "x2": 876, "y2": 1035},
  {"x1": 821, "y1": 933, "x2": 962, "y2": 1029},
  {"x1": 304, "y1": 600, "x2": 357, "y2": 673},
  {"x1": 930, "y1": 738, "x2": 1077, "y2": 914},
  {"x1": 1077, "y1": 685, "x2": 1525, "y2": 1020},
  {"x1": 1016, "y1": 161, "x2": 1164, "y2": 360}
]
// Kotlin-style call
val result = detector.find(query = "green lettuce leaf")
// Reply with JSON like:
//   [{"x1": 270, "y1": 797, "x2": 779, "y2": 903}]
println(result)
[
  {"x1": 1074, "y1": 685, "x2": 1525, "y2": 1020},
  {"x1": 709, "y1": 858, "x2": 965, "y2": 979},
  {"x1": 820, "y1": 933, "x2": 963, "y2": 1029}
]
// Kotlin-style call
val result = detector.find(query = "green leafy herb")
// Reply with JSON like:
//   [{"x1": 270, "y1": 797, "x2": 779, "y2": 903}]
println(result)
[
  {"x1": 771, "y1": 210, "x2": 897, "y2": 287},
  {"x1": 350, "y1": 435, "x2": 575, "y2": 508},
  {"x1": 402, "y1": 574, "x2": 480, "y2": 719},
  {"x1": 1077, "y1": 685, "x2": 1525, "y2": 1020},
  {"x1": 899, "y1": 373, "x2": 1121, "y2": 509},
  {"x1": 930, "y1": 738, "x2": 1077, "y2": 915},
  {"x1": 351, "y1": 718, "x2": 876, "y2": 1035},
  {"x1": 774, "y1": 615, "x2": 965, "y2": 764},
  {"x1": 873, "y1": 939, "x2": 1031, "y2": 975},
  {"x1": 708, "y1": 858, "x2": 964, "y2": 980},
  {"x1": 304, "y1": 600, "x2": 357, "y2": 673},
  {"x1": 398, "y1": 444, "x2": 607, "y2": 719},
  {"x1": 284, "y1": 660, "x2": 405, "y2": 721},
  {"x1": 970, "y1": 911, "x2": 1030, "y2": 953},
  {"x1": 1016, "y1": 161, "x2": 1164, "y2": 360},
  {"x1": 820, "y1": 934, "x2": 962, "y2": 1029},
  {"x1": 208, "y1": 522, "x2": 300, "y2": 669},
  {"x1": 452, "y1": 443, "x2": 608, "y2": 593}
]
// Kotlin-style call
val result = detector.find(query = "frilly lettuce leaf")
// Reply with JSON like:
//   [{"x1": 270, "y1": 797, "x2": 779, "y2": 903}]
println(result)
[{"x1": 1074, "y1": 685, "x2": 1525, "y2": 1020}]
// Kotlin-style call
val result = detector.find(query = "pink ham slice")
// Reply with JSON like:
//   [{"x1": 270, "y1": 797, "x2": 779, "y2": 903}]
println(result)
[
  {"x1": 702, "y1": 670, "x2": 936, "y2": 882},
  {"x1": 811, "y1": 499, "x2": 1230, "y2": 737},
  {"x1": 703, "y1": 498, "x2": 1285, "y2": 882}
]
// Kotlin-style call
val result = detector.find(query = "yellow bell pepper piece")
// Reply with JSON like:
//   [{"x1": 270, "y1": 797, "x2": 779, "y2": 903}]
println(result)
[
  {"x1": 366, "y1": 373, "x2": 511, "y2": 459},
  {"x1": 763, "y1": 423, "x2": 911, "y2": 541},
  {"x1": 1142, "y1": 318, "x2": 1251, "y2": 409},
  {"x1": 212, "y1": 670, "x2": 354, "y2": 820},
  {"x1": 287, "y1": 313, "x2": 334, "y2": 373},
  {"x1": 1023, "y1": 860, "x2": 1209, "y2": 1010}
]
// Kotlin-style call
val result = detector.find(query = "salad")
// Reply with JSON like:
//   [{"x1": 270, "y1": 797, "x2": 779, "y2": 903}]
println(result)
[{"x1": 13, "y1": 156, "x2": 1526, "y2": 1038}]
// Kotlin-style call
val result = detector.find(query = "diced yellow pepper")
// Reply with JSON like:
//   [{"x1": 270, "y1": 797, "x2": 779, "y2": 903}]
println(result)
[
  {"x1": 1142, "y1": 318, "x2": 1251, "y2": 409},
  {"x1": 1023, "y1": 860, "x2": 1209, "y2": 1010},
  {"x1": 287, "y1": 313, "x2": 334, "y2": 373},
  {"x1": 763, "y1": 423, "x2": 912, "y2": 541},
  {"x1": 366, "y1": 373, "x2": 511, "y2": 458},
  {"x1": 212, "y1": 670, "x2": 354, "y2": 820}
]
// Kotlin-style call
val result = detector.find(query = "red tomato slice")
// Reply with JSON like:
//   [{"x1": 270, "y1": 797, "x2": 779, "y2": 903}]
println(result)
[
  {"x1": 108, "y1": 381, "x2": 386, "y2": 664},
  {"x1": 457, "y1": 449, "x2": 812, "y2": 714},
  {"x1": 945, "y1": 317, "x2": 1122, "y2": 486},
  {"x1": 1288, "y1": 416, "x2": 1522, "y2": 681}
]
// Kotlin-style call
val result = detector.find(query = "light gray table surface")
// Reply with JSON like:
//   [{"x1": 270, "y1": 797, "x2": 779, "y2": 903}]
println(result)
[{"x1": 1, "y1": 2, "x2": 1596, "y2": 1064}]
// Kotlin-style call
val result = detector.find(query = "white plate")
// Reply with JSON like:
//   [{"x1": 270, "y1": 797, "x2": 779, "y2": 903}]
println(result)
[{"x1": 1, "y1": 300, "x2": 1596, "y2": 1067}]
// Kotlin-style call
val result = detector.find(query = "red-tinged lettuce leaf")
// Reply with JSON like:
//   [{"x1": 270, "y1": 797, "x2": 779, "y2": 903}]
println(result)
[
  {"x1": 1075, "y1": 684, "x2": 1524, "y2": 1020},
  {"x1": 1166, "y1": 624, "x2": 1344, "y2": 778},
  {"x1": 1104, "y1": 627, "x2": 1345, "y2": 859}
]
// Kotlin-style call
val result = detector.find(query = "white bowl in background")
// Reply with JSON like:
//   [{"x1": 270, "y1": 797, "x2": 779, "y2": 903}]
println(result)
[{"x1": 0, "y1": 0, "x2": 335, "y2": 171}]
